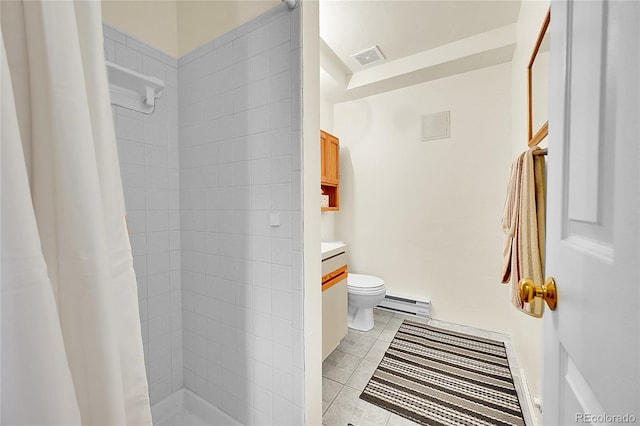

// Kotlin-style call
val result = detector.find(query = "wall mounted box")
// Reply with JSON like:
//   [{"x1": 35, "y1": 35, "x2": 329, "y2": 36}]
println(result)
[{"x1": 421, "y1": 110, "x2": 450, "y2": 141}]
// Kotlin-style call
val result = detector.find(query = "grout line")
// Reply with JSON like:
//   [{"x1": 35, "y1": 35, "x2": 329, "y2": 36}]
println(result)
[
  {"x1": 342, "y1": 349, "x2": 366, "y2": 388},
  {"x1": 322, "y1": 378, "x2": 343, "y2": 415}
]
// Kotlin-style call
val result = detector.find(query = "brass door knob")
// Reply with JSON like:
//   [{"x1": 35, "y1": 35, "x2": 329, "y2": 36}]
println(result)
[{"x1": 518, "y1": 277, "x2": 558, "y2": 310}]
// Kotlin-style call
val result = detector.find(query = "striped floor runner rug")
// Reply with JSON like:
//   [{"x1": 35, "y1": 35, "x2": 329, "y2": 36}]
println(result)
[{"x1": 360, "y1": 321, "x2": 525, "y2": 426}]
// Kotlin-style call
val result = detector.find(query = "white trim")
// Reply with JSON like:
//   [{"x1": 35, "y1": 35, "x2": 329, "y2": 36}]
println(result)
[{"x1": 519, "y1": 367, "x2": 541, "y2": 426}]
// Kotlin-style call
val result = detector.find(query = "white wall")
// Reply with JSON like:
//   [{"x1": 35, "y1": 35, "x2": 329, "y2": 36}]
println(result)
[
  {"x1": 102, "y1": 0, "x2": 179, "y2": 57},
  {"x1": 177, "y1": 0, "x2": 281, "y2": 56},
  {"x1": 508, "y1": 0, "x2": 550, "y2": 402},
  {"x1": 320, "y1": 94, "x2": 334, "y2": 133},
  {"x1": 334, "y1": 62, "x2": 514, "y2": 334},
  {"x1": 102, "y1": 1, "x2": 281, "y2": 58},
  {"x1": 302, "y1": 1, "x2": 323, "y2": 424}
]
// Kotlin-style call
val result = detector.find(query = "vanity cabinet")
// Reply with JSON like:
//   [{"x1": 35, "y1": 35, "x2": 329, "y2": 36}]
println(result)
[
  {"x1": 321, "y1": 245, "x2": 348, "y2": 361},
  {"x1": 320, "y1": 130, "x2": 340, "y2": 211}
]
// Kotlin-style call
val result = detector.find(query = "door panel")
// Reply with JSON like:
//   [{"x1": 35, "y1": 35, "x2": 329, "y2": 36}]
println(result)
[
  {"x1": 566, "y1": 0, "x2": 604, "y2": 223},
  {"x1": 544, "y1": 0, "x2": 639, "y2": 424}
]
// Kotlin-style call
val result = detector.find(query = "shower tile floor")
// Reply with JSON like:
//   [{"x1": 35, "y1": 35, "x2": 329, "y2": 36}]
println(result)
[
  {"x1": 321, "y1": 308, "x2": 539, "y2": 426},
  {"x1": 151, "y1": 388, "x2": 241, "y2": 426},
  {"x1": 157, "y1": 411, "x2": 208, "y2": 426}
]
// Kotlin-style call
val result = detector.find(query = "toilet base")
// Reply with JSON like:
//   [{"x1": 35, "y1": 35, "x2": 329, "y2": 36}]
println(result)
[{"x1": 348, "y1": 305, "x2": 375, "y2": 331}]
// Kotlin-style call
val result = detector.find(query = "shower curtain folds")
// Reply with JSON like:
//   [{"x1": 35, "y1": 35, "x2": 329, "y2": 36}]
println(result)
[{"x1": 1, "y1": 1, "x2": 152, "y2": 424}]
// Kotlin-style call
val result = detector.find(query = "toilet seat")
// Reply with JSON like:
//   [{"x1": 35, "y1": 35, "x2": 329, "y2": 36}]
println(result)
[{"x1": 348, "y1": 273, "x2": 385, "y2": 295}]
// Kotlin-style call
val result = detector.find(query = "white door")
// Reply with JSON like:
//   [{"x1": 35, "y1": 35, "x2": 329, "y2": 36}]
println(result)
[{"x1": 544, "y1": 0, "x2": 639, "y2": 424}]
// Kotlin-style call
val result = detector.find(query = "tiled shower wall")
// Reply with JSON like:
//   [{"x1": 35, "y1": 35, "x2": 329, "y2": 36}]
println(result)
[
  {"x1": 178, "y1": 5, "x2": 304, "y2": 425},
  {"x1": 104, "y1": 25, "x2": 183, "y2": 404},
  {"x1": 106, "y1": 3, "x2": 304, "y2": 424}
]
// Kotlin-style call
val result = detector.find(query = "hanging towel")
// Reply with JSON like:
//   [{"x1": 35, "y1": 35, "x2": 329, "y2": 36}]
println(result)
[{"x1": 501, "y1": 147, "x2": 546, "y2": 317}]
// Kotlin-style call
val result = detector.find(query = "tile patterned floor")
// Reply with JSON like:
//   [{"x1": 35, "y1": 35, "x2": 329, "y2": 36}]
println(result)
[{"x1": 321, "y1": 309, "x2": 539, "y2": 426}]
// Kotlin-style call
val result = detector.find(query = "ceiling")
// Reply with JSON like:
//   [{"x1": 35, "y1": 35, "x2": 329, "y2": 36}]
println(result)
[{"x1": 320, "y1": 0, "x2": 522, "y2": 101}]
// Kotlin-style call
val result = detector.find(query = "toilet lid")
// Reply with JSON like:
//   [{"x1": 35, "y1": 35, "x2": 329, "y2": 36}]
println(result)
[{"x1": 348, "y1": 273, "x2": 385, "y2": 289}]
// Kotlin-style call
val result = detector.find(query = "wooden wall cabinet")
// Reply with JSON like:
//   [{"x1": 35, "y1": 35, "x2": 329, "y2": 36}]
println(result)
[{"x1": 321, "y1": 130, "x2": 340, "y2": 211}]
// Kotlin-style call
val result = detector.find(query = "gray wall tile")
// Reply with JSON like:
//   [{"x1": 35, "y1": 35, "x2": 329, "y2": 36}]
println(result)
[
  {"x1": 178, "y1": 5, "x2": 302, "y2": 422},
  {"x1": 107, "y1": 26, "x2": 182, "y2": 405},
  {"x1": 108, "y1": 3, "x2": 302, "y2": 421}
]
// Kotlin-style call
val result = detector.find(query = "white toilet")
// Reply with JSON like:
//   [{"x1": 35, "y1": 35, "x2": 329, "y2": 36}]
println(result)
[{"x1": 347, "y1": 273, "x2": 386, "y2": 331}]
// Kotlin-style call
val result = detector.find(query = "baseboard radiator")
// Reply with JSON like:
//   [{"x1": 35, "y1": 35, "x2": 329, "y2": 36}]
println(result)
[{"x1": 377, "y1": 294, "x2": 431, "y2": 319}]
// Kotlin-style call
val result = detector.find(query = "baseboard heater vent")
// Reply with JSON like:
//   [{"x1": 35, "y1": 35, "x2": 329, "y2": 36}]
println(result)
[{"x1": 377, "y1": 294, "x2": 430, "y2": 319}]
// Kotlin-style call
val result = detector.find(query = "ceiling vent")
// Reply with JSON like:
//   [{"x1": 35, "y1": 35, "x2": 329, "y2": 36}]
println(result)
[{"x1": 351, "y1": 46, "x2": 385, "y2": 66}]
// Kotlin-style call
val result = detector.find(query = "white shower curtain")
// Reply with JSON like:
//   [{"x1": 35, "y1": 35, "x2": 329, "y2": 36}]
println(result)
[{"x1": 1, "y1": 1, "x2": 152, "y2": 424}]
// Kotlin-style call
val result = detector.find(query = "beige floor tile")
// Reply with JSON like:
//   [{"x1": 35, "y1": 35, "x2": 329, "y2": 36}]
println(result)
[
  {"x1": 337, "y1": 333, "x2": 377, "y2": 358},
  {"x1": 378, "y1": 322, "x2": 401, "y2": 342},
  {"x1": 325, "y1": 347, "x2": 357, "y2": 364},
  {"x1": 359, "y1": 320, "x2": 386, "y2": 339},
  {"x1": 322, "y1": 377, "x2": 343, "y2": 408},
  {"x1": 373, "y1": 308, "x2": 394, "y2": 324},
  {"x1": 345, "y1": 358, "x2": 380, "y2": 391},
  {"x1": 340, "y1": 329, "x2": 362, "y2": 344},
  {"x1": 386, "y1": 413, "x2": 422, "y2": 426},
  {"x1": 364, "y1": 340, "x2": 391, "y2": 363},
  {"x1": 322, "y1": 349, "x2": 363, "y2": 384}
]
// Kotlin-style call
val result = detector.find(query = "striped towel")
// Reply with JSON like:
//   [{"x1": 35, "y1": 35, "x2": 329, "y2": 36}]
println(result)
[{"x1": 501, "y1": 147, "x2": 546, "y2": 317}]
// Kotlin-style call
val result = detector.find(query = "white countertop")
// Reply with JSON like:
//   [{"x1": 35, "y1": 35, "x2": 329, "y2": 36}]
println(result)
[{"x1": 321, "y1": 241, "x2": 347, "y2": 260}]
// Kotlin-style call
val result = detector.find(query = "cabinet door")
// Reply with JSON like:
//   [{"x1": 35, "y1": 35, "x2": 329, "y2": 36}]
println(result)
[
  {"x1": 322, "y1": 278, "x2": 348, "y2": 360},
  {"x1": 325, "y1": 135, "x2": 339, "y2": 185},
  {"x1": 320, "y1": 131, "x2": 329, "y2": 183},
  {"x1": 320, "y1": 130, "x2": 340, "y2": 210}
]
